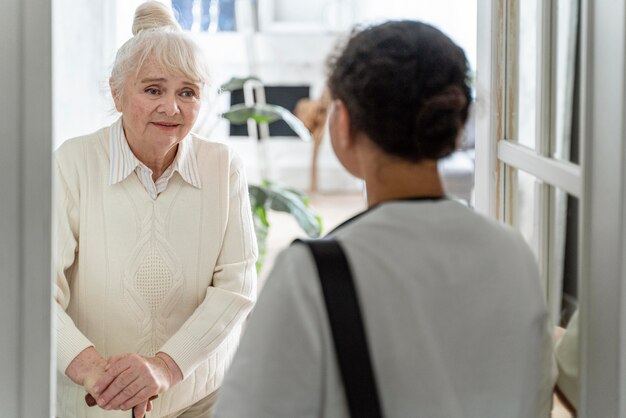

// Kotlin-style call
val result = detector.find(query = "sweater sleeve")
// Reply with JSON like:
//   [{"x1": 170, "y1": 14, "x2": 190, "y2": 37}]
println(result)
[
  {"x1": 54, "y1": 150, "x2": 95, "y2": 373},
  {"x1": 159, "y1": 155, "x2": 258, "y2": 378}
]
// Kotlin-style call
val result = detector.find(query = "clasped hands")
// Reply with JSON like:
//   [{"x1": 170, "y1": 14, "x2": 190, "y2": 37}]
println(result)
[{"x1": 68, "y1": 347, "x2": 183, "y2": 418}]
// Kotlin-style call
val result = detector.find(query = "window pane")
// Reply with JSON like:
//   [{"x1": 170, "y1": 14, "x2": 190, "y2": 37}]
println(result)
[
  {"x1": 552, "y1": 0, "x2": 580, "y2": 164},
  {"x1": 172, "y1": 0, "x2": 237, "y2": 32},
  {"x1": 516, "y1": 0, "x2": 538, "y2": 150},
  {"x1": 554, "y1": 187, "x2": 579, "y2": 326},
  {"x1": 512, "y1": 168, "x2": 579, "y2": 326},
  {"x1": 512, "y1": 169, "x2": 538, "y2": 254}
]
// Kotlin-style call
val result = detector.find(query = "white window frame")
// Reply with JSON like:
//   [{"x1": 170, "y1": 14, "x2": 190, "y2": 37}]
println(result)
[
  {"x1": 0, "y1": 0, "x2": 54, "y2": 415},
  {"x1": 578, "y1": 0, "x2": 626, "y2": 415},
  {"x1": 477, "y1": 0, "x2": 582, "y2": 315},
  {"x1": 477, "y1": 0, "x2": 626, "y2": 415}
]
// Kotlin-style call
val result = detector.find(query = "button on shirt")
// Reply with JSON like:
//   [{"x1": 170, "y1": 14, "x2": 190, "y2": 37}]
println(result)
[{"x1": 108, "y1": 117, "x2": 202, "y2": 199}]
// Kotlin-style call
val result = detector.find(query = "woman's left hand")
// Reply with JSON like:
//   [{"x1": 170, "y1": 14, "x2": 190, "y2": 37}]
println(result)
[{"x1": 91, "y1": 353, "x2": 178, "y2": 411}]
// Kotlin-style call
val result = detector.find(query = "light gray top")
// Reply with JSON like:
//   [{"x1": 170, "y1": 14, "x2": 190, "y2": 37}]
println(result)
[{"x1": 216, "y1": 199, "x2": 555, "y2": 418}]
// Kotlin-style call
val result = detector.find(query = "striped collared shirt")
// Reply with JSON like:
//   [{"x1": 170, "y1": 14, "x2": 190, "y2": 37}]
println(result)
[{"x1": 109, "y1": 117, "x2": 202, "y2": 199}]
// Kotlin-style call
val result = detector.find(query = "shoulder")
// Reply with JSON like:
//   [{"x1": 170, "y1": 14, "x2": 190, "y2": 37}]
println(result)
[
  {"x1": 459, "y1": 204, "x2": 535, "y2": 256},
  {"x1": 189, "y1": 133, "x2": 245, "y2": 172},
  {"x1": 449, "y1": 202, "x2": 525, "y2": 241},
  {"x1": 54, "y1": 126, "x2": 110, "y2": 174},
  {"x1": 262, "y1": 243, "x2": 320, "y2": 300},
  {"x1": 55, "y1": 126, "x2": 109, "y2": 155},
  {"x1": 435, "y1": 201, "x2": 538, "y2": 262},
  {"x1": 440, "y1": 202, "x2": 543, "y2": 293},
  {"x1": 335, "y1": 199, "x2": 537, "y2": 269},
  {"x1": 273, "y1": 243, "x2": 317, "y2": 275}
]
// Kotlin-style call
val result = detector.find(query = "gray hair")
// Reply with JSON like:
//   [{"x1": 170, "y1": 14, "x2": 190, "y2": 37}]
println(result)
[{"x1": 109, "y1": 1, "x2": 211, "y2": 101}]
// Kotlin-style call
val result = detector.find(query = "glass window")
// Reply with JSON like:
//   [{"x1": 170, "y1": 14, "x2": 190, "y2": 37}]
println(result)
[
  {"x1": 516, "y1": 0, "x2": 538, "y2": 150},
  {"x1": 552, "y1": 0, "x2": 580, "y2": 164},
  {"x1": 512, "y1": 169, "x2": 538, "y2": 254},
  {"x1": 511, "y1": 167, "x2": 579, "y2": 326},
  {"x1": 172, "y1": 0, "x2": 237, "y2": 32}
]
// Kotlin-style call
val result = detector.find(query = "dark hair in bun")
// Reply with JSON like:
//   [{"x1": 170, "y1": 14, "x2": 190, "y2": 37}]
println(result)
[{"x1": 327, "y1": 20, "x2": 472, "y2": 161}]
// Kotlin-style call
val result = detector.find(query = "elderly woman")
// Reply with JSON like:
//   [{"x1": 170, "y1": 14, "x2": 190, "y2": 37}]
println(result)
[
  {"x1": 215, "y1": 21, "x2": 554, "y2": 418},
  {"x1": 54, "y1": 2, "x2": 257, "y2": 417}
]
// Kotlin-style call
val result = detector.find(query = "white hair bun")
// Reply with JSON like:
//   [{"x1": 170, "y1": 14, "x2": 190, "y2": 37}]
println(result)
[{"x1": 132, "y1": 1, "x2": 181, "y2": 35}]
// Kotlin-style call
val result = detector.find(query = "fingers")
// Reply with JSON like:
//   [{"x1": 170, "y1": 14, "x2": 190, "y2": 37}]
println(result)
[
  {"x1": 86, "y1": 391, "x2": 158, "y2": 413},
  {"x1": 118, "y1": 386, "x2": 154, "y2": 411},
  {"x1": 95, "y1": 354, "x2": 161, "y2": 410},
  {"x1": 104, "y1": 353, "x2": 127, "y2": 371},
  {"x1": 99, "y1": 368, "x2": 141, "y2": 409},
  {"x1": 129, "y1": 396, "x2": 157, "y2": 418},
  {"x1": 131, "y1": 400, "x2": 149, "y2": 418},
  {"x1": 92, "y1": 355, "x2": 132, "y2": 396}
]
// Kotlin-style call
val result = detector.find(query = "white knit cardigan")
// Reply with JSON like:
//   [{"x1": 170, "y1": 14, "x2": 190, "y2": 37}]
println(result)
[{"x1": 54, "y1": 124, "x2": 258, "y2": 417}]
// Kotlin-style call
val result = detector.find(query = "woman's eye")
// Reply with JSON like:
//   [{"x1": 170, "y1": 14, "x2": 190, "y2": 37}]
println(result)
[
  {"x1": 181, "y1": 90, "x2": 196, "y2": 98},
  {"x1": 145, "y1": 88, "x2": 160, "y2": 95}
]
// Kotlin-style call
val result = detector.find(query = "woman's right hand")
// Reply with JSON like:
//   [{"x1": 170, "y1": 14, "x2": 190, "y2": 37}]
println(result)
[
  {"x1": 65, "y1": 346, "x2": 108, "y2": 398},
  {"x1": 85, "y1": 394, "x2": 157, "y2": 417},
  {"x1": 91, "y1": 352, "x2": 181, "y2": 412}
]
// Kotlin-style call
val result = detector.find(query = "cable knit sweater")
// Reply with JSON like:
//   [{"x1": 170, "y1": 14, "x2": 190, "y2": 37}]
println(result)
[{"x1": 54, "y1": 124, "x2": 258, "y2": 417}]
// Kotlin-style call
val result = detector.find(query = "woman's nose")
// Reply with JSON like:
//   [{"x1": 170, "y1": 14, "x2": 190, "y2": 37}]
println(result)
[{"x1": 158, "y1": 94, "x2": 180, "y2": 116}]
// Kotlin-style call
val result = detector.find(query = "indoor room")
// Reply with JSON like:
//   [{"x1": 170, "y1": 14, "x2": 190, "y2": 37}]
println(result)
[{"x1": 2, "y1": 0, "x2": 625, "y2": 417}]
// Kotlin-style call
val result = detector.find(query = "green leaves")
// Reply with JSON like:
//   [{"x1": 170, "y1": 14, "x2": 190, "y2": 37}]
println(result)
[
  {"x1": 219, "y1": 76, "x2": 261, "y2": 92},
  {"x1": 248, "y1": 181, "x2": 323, "y2": 273},
  {"x1": 221, "y1": 103, "x2": 312, "y2": 142},
  {"x1": 219, "y1": 76, "x2": 313, "y2": 141},
  {"x1": 224, "y1": 76, "x2": 319, "y2": 271}
]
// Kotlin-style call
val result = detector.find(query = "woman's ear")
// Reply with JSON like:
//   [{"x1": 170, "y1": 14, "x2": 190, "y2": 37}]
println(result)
[
  {"x1": 329, "y1": 99, "x2": 362, "y2": 178},
  {"x1": 329, "y1": 99, "x2": 353, "y2": 151}
]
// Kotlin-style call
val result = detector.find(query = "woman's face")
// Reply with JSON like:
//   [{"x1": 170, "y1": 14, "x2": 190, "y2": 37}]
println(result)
[{"x1": 114, "y1": 61, "x2": 202, "y2": 155}]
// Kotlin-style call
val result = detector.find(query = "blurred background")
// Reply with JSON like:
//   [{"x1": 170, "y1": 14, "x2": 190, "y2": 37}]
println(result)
[{"x1": 53, "y1": 0, "x2": 477, "y2": 280}]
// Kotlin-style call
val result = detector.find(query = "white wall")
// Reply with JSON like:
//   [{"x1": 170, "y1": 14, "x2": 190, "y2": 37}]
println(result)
[
  {"x1": 354, "y1": 0, "x2": 477, "y2": 71},
  {"x1": 53, "y1": 0, "x2": 118, "y2": 148}
]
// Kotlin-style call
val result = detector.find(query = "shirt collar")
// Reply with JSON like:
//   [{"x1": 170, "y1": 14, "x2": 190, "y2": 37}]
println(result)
[{"x1": 109, "y1": 117, "x2": 202, "y2": 189}]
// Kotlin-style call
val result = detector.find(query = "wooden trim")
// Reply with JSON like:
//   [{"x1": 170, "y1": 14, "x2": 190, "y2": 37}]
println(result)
[{"x1": 474, "y1": 0, "x2": 507, "y2": 218}]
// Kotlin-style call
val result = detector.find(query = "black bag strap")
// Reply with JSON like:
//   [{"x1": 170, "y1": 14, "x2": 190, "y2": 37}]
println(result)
[{"x1": 296, "y1": 238, "x2": 383, "y2": 418}]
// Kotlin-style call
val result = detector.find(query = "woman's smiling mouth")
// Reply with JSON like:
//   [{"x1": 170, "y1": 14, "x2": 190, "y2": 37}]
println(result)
[{"x1": 152, "y1": 121, "x2": 181, "y2": 129}]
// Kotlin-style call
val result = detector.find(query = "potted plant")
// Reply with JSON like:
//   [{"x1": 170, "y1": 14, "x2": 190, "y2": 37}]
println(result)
[
  {"x1": 248, "y1": 180, "x2": 322, "y2": 272},
  {"x1": 220, "y1": 76, "x2": 323, "y2": 272}
]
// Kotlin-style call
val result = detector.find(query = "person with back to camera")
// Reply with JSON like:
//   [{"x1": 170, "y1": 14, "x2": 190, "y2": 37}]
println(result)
[
  {"x1": 214, "y1": 20, "x2": 555, "y2": 418},
  {"x1": 54, "y1": 2, "x2": 257, "y2": 417}
]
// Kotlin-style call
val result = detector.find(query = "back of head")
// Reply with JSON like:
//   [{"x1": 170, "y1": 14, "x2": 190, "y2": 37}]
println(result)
[
  {"x1": 110, "y1": 1, "x2": 211, "y2": 100},
  {"x1": 327, "y1": 21, "x2": 471, "y2": 162}
]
